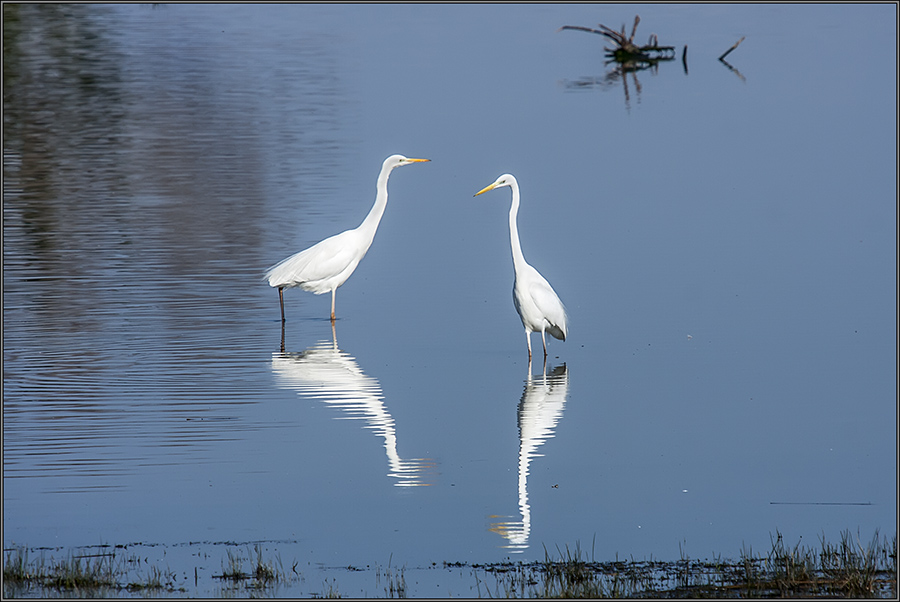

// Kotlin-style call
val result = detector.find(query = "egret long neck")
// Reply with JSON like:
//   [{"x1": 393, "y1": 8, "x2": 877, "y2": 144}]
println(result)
[
  {"x1": 358, "y1": 163, "x2": 392, "y2": 242},
  {"x1": 508, "y1": 182, "x2": 527, "y2": 271}
]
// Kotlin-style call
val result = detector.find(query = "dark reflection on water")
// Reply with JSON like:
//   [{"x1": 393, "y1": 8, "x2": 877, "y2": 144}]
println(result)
[
  {"x1": 490, "y1": 362, "x2": 568, "y2": 552},
  {"x1": 3, "y1": 4, "x2": 352, "y2": 492},
  {"x1": 271, "y1": 324, "x2": 436, "y2": 487}
]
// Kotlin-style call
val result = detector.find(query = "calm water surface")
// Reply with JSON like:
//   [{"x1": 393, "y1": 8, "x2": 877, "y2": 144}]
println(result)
[{"x1": 3, "y1": 3, "x2": 896, "y2": 595}]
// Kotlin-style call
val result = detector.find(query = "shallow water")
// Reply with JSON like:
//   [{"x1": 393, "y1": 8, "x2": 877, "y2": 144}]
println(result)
[{"x1": 3, "y1": 2, "x2": 896, "y2": 585}]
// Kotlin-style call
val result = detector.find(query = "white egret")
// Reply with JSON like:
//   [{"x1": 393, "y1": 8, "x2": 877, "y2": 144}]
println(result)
[
  {"x1": 265, "y1": 154, "x2": 429, "y2": 322},
  {"x1": 474, "y1": 174, "x2": 568, "y2": 360}
]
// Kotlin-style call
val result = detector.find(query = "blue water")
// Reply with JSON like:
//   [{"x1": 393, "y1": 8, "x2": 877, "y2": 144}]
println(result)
[{"x1": 3, "y1": 3, "x2": 896, "y2": 594}]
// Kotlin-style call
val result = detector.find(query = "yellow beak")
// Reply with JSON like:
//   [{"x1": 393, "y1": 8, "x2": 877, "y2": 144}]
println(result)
[
  {"x1": 407, "y1": 158, "x2": 430, "y2": 163},
  {"x1": 474, "y1": 183, "x2": 497, "y2": 197}
]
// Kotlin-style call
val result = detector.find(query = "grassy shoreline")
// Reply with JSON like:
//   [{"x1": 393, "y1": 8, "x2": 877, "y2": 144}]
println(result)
[{"x1": 4, "y1": 529, "x2": 896, "y2": 598}]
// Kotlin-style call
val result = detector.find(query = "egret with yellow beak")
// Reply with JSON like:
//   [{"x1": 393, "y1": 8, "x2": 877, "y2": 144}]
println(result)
[
  {"x1": 266, "y1": 154, "x2": 429, "y2": 322},
  {"x1": 475, "y1": 174, "x2": 567, "y2": 360}
]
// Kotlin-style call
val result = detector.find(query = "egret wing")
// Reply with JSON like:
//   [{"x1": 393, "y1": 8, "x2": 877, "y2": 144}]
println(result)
[
  {"x1": 267, "y1": 229, "x2": 365, "y2": 289},
  {"x1": 527, "y1": 273, "x2": 568, "y2": 340}
]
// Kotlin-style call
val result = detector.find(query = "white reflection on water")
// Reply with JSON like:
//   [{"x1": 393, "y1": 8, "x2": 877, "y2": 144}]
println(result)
[
  {"x1": 490, "y1": 362, "x2": 569, "y2": 552},
  {"x1": 270, "y1": 326, "x2": 435, "y2": 487}
]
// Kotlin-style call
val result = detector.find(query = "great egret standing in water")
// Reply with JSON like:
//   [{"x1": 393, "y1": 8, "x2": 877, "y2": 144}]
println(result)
[
  {"x1": 475, "y1": 174, "x2": 568, "y2": 360},
  {"x1": 266, "y1": 154, "x2": 429, "y2": 322}
]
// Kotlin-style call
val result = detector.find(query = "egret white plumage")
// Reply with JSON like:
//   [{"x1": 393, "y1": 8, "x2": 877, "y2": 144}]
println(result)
[
  {"x1": 266, "y1": 154, "x2": 429, "y2": 322},
  {"x1": 474, "y1": 174, "x2": 568, "y2": 360}
]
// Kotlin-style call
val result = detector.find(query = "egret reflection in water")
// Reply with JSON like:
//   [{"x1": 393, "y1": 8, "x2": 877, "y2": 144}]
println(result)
[
  {"x1": 271, "y1": 326, "x2": 435, "y2": 487},
  {"x1": 490, "y1": 362, "x2": 569, "y2": 551}
]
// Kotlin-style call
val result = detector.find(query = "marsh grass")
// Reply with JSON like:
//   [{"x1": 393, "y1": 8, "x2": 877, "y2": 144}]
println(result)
[
  {"x1": 125, "y1": 564, "x2": 177, "y2": 592},
  {"x1": 2, "y1": 544, "x2": 183, "y2": 597},
  {"x1": 217, "y1": 547, "x2": 250, "y2": 581},
  {"x1": 213, "y1": 543, "x2": 290, "y2": 594},
  {"x1": 4, "y1": 530, "x2": 896, "y2": 598},
  {"x1": 374, "y1": 555, "x2": 408, "y2": 598},
  {"x1": 315, "y1": 576, "x2": 342, "y2": 598},
  {"x1": 537, "y1": 542, "x2": 607, "y2": 598},
  {"x1": 480, "y1": 529, "x2": 897, "y2": 598}
]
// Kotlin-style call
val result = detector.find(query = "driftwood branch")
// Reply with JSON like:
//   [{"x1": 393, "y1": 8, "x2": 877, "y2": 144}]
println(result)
[
  {"x1": 557, "y1": 25, "x2": 605, "y2": 36},
  {"x1": 559, "y1": 15, "x2": 675, "y2": 64},
  {"x1": 718, "y1": 36, "x2": 745, "y2": 61},
  {"x1": 561, "y1": 16, "x2": 747, "y2": 76}
]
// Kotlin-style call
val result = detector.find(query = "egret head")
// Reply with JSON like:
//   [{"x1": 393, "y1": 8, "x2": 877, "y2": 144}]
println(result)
[
  {"x1": 474, "y1": 174, "x2": 517, "y2": 196},
  {"x1": 384, "y1": 154, "x2": 430, "y2": 170}
]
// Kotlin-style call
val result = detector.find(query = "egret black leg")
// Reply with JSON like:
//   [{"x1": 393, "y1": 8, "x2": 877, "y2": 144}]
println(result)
[{"x1": 278, "y1": 287, "x2": 285, "y2": 322}]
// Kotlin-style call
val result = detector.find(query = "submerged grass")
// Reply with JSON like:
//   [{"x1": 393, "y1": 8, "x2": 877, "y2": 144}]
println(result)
[
  {"x1": 4, "y1": 530, "x2": 896, "y2": 598},
  {"x1": 478, "y1": 529, "x2": 897, "y2": 598},
  {"x1": 213, "y1": 543, "x2": 289, "y2": 593},
  {"x1": 2, "y1": 544, "x2": 184, "y2": 597},
  {"x1": 374, "y1": 554, "x2": 408, "y2": 598}
]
